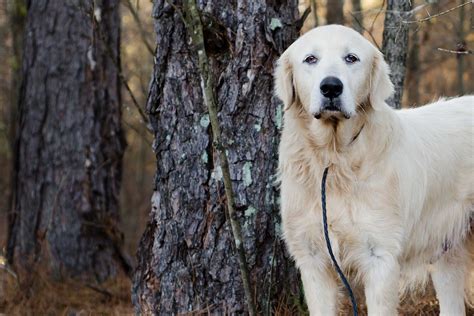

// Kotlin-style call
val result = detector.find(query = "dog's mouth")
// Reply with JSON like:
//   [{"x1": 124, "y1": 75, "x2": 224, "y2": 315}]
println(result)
[{"x1": 314, "y1": 98, "x2": 351, "y2": 120}]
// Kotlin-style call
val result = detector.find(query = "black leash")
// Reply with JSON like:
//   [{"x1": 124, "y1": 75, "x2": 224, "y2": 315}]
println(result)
[{"x1": 321, "y1": 167, "x2": 358, "y2": 316}]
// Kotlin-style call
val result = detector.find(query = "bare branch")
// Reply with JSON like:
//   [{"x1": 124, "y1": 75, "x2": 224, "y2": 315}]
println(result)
[
  {"x1": 437, "y1": 48, "x2": 473, "y2": 55},
  {"x1": 296, "y1": 6, "x2": 312, "y2": 32},
  {"x1": 119, "y1": 70, "x2": 152, "y2": 132},
  {"x1": 310, "y1": 0, "x2": 319, "y2": 27},
  {"x1": 122, "y1": 0, "x2": 155, "y2": 56},
  {"x1": 349, "y1": 12, "x2": 381, "y2": 50},
  {"x1": 123, "y1": 119, "x2": 152, "y2": 146},
  {"x1": 402, "y1": 1, "x2": 471, "y2": 24},
  {"x1": 94, "y1": 12, "x2": 152, "y2": 133},
  {"x1": 369, "y1": 0, "x2": 385, "y2": 36}
]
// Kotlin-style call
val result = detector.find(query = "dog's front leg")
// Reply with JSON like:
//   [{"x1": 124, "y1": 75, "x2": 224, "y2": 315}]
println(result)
[
  {"x1": 362, "y1": 251, "x2": 400, "y2": 316},
  {"x1": 431, "y1": 251, "x2": 466, "y2": 316},
  {"x1": 299, "y1": 258, "x2": 338, "y2": 316}
]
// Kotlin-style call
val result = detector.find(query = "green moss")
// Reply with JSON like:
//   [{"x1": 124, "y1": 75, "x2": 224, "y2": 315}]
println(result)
[
  {"x1": 245, "y1": 206, "x2": 257, "y2": 218},
  {"x1": 243, "y1": 206, "x2": 257, "y2": 230},
  {"x1": 211, "y1": 166, "x2": 223, "y2": 181},
  {"x1": 201, "y1": 151, "x2": 208, "y2": 164},
  {"x1": 275, "y1": 103, "x2": 283, "y2": 129},
  {"x1": 270, "y1": 18, "x2": 283, "y2": 31},
  {"x1": 242, "y1": 162, "x2": 253, "y2": 187},
  {"x1": 275, "y1": 222, "x2": 283, "y2": 237},
  {"x1": 200, "y1": 114, "x2": 210, "y2": 128}
]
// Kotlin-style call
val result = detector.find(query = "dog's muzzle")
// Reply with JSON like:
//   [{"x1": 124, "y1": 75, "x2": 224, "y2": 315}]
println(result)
[{"x1": 314, "y1": 76, "x2": 350, "y2": 119}]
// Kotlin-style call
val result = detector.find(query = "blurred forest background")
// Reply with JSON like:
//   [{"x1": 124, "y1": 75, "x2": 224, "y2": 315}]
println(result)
[{"x1": 0, "y1": 0, "x2": 472, "y2": 314}]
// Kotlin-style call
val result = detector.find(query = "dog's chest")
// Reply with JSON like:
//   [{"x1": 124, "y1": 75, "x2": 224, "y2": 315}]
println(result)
[{"x1": 281, "y1": 172, "x2": 403, "y2": 267}]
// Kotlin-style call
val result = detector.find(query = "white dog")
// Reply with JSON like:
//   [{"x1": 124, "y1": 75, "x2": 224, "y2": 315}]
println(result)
[{"x1": 275, "y1": 25, "x2": 473, "y2": 315}]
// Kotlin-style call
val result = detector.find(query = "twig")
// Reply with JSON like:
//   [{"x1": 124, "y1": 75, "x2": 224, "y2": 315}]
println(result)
[
  {"x1": 85, "y1": 283, "x2": 113, "y2": 300},
  {"x1": 369, "y1": 0, "x2": 385, "y2": 36},
  {"x1": 181, "y1": 1, "x2": 256, "y2": 315},
  {"x1": 122, "y1": 0, "x2": 155, "y2": 56},
  {"x1": 119, "y1": 70, "x2": 151, "y2": 131},
  {"x1": 310, "y1": 0, "x2": 319, "y2": 27},
  {"x1": 349, "y1": 12, "x2": 381, "y2": 50},
  {"x1": 92, "y1": 10, "x2": 152, "y2": 133},
  {"x1": 264, "y1": 234, "x2": 278, "y2": 316},
  {"x1": 296, "y1": 6, "x2": 311, "y2": 32},
  {"x1": 402, "y1": 1, "x2": 471, "y2": 24},
  {"x1": 0, "y1": 255, "x2": 18, "y2": 280},
  {"x1": 437, "y1": 47, "x2": 473, "y2": 55},
  {"x1": 123, "y1": 119, "x2": 152, "y2": 146}
]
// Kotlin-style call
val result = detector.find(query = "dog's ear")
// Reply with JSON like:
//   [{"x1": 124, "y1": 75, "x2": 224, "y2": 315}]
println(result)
[
  {"x1": 369, "y1": 51, "x2": 394, "y2": 110},
  {"x1": 274, "y1": 52, "x2": 295, "y2": 111}
]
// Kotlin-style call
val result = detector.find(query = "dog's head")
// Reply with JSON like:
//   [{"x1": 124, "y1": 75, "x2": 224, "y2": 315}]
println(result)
[{"x1": 274, "y1": 25, "x2": 394, "y2": 120}]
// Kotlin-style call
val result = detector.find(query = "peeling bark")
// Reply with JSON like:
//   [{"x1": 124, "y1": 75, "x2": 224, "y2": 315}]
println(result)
[
  {"x1": 8, "y1": 0, "x2": 127, "y2": 282},
  {"x1": 132, "y1": 0, "x2": 301, "y2": 314}
]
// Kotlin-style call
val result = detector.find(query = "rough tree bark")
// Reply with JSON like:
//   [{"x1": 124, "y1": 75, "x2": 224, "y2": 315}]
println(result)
[
  {"x1": 326, "y1": 0, "x2": 345, "y2": 24},
  {"x1": 382, "y1": 0, "x2": 412, "y2": 109},
  {"x1": 7, "y1": 0, "x2": 128, "y2": 282},
  {"x1": 132, "y1": 0, "x2": 300, "y2": 314}
]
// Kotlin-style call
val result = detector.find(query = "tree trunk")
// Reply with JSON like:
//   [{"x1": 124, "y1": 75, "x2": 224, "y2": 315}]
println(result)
[
  {"x1": 6, "y1": 0, "x2": 27, "y2": 244},
  {"x1": 406, "y1": 29, "x2": 420, "y2": 105},
  {"x1": 311, "y1": 0, "x2": 319, "y2": 27},
  {"x1": 456, "y1": 0, "x2": 465, "y2": 95},
  {"x1": 7, "y1": 0, "x2": 128, "y2": 282},
  {"x1": 381, "y1": 0, "x2": 412, "y2": 109},
  {"x1": 326, "y1": 0, "x2": 345, "y2": 25},
  {"x1": 351, "y1": 0, "x2": 363, "y2": 33},
  {"x1": 132, "y1": 0, "x2": 300, "y2": 314}
]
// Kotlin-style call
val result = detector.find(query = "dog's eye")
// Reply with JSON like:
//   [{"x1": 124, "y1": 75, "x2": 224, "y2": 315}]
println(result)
[
  {"x1": 344, "y1": 54, "x2": 360, "y2": 64},
  {"x1": 303, "y1": 55, "x2": 318, "y2": 65}
]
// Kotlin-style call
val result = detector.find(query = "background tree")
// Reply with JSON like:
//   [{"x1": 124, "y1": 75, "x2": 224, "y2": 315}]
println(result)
[
  {"x1": 6, "y1": 0, "x2": 26, "y2": 216},
  {"x1": 381, "y1": 0, "x2": 412, "y2": 108},
  {"x1": 326, "y1": 0, "x2": 345, "y2": 24},
  {"x1": 0, "y1": 0, "x2": 472, "y2": 314},
  {"x1": 7, "y1": 0, "x2": 129, "y2": 281},
  {"x1": 310, "y1": 0, "x2": 319, "y2": 27},
  {"x1": 456, "y1": 0, "x2": 465, "y2": 95},
  {"x1": 351, "y1": 0, "x2": 363, "y2": 33},
  {"x1": 406, "y1": 29, "x2": 420, "y2": 105},
  {"x1": 132, "y1": 0, "x2": 300, "y2": 314}
]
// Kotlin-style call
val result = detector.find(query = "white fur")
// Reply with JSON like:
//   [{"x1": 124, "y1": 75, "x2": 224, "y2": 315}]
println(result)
[{"x1": 275, "y1": 25, "x2": 473, "y2": 316}]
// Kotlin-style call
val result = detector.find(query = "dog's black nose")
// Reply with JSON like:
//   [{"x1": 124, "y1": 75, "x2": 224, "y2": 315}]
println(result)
[{"x1": 320, "y1": 77, "x2": 343, "y2": 99}]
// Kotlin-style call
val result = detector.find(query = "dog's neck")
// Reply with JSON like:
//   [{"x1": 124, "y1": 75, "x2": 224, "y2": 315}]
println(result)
[
  {"x1": 280, "y1": 101, "x2": 397, "y2": 184},
  {"x1": 288, "y1": 104, "x2": 370, "y2": 153},
  {"x1": 312, "y1": 115, "x2": 367, "y2": 152}
]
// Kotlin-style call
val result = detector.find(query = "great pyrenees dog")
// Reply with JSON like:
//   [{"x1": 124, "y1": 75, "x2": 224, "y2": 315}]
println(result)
[{"x1": 275, "y1": 25, "x2": 473, "y2": 315}]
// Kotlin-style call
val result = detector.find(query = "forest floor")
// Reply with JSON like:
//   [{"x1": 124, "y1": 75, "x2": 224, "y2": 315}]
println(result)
[
  {"x1": 1, "y1": 274, "x2": 473, "y2": 316},
  {"x1": 0, "y1": 271, "x2": 134, "y2": 315}
]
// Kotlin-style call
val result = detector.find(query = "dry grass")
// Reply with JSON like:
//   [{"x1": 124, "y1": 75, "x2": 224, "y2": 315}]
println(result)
[
  {"x1": 274, "y1": 286, "x2": 474, "y2": 316},
  {"x1": 0, "y1": 269, "x2": 133, "y2": 315},
  {"x1": 1, "y1": 268, "x2": 472, "y2": 315}
]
